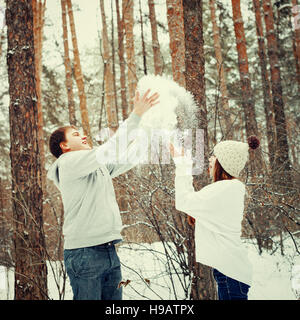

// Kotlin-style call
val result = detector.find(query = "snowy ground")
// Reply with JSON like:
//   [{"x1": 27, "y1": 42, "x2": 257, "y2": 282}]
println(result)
[{"x1": 0, "y1": 235, "x2": 299, "y2": 300}]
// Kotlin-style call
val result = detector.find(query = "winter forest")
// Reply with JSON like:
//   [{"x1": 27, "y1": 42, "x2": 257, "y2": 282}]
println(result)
[{"x1": 0, "y1": 0, "x2": 299, "y2": 301}]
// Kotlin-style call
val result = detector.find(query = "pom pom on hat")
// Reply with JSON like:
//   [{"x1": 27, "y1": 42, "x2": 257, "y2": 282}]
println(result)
[
  {"x1": 247, "y1": 135, "x2": 260, "y2": 150},
  {"x1": 213, "y1": 136, "x2": 260, "y2": 177}
]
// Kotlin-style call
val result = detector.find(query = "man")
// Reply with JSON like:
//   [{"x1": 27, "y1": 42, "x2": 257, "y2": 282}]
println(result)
[{"x1": 47, "y1": 90, "x2": 159, "y2": 300}]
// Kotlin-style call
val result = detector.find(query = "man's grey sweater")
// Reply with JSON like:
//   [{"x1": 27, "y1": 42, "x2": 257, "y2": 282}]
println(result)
[{"x1": 47, "y1": 112, "x2": 141, "y2": 249}]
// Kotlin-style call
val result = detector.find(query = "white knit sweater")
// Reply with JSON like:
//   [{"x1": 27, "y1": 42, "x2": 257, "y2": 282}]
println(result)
[{"x1": 174, "y1": 156, "x2": 253, "y2": 285}]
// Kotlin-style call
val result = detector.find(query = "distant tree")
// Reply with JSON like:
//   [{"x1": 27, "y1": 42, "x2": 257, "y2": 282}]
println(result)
[
  {"x1": 66, "y1": 0, "x2": 92, "y2": 145},
  {"x1": 100, "y1": 0, "x2": 118, "y2": 130},
  {"x1": 61, "y1": 0, "x2": 77, "y2": 126},
  {"x1": 115, "y1": 0, "x2": 128, "y2": 120},
  {"x1": 209, "y1": 0, "x2": 235, "y2": 140},
  {"x1": 252, "y1": 0, "x2": 276, "y2": 171},
  {"x1": 148, "y1": 0, "x2": 163, "y2": 75},
  {"x1": 231, "y1": 0, "x2": 265, "y2": 175},
  {"x1": 262, "y1": 0, "x2": 292, "y2": 184},
  {"x1": 122, "y1": 0, "x2": 137, "y2": 112}
]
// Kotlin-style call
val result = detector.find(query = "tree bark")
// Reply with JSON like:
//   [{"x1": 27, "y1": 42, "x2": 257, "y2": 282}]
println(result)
[
  {"x1": 139, "y1": 0, "x2": 147, "y2": 75},
  {"x1": 6, "y1": 0, "x2": 48, "y2": 300},
  {"x1": 262, "y1": 0, "x2": 292, "y2": 183},
  {"x1": 231, "y1": 0, "x2": 265, "y2": 175},
  {"x1": 292, "y1": 0, "x2": 300, "y2": 88},
  {"x1": 61, "y1": 0, "x2": 76, "y2": 126},
  {"x1": 116, "y1": 0, "x2": 128, "y2": 120},
  {"x1": 209, "y1": 0, "x2": 234, "y2": 140},
  {"x1": 122, "y1": 0, "x2": 137, "y2": 112},
  {"x1": 66, "y1": 0, "x2": 92, "y2": 145},
  {"x1": 32, "y1": 0, "x2": 46, "y2": 191},
  {"x1": 252, "y1": 0, "x2": 276, "y2": 171},
  {"x1": 148, "y1": 0, "x2": 163, "y2": 75},
  {"x1": 182, "y1": 0, "x2": 216, "y2": 300},
  {"x1": 166, "y1": 0, "x2": 186, "y2": 87},
  {"x1": 100, "y1": 0, "x2": 118, "y2": 130}
]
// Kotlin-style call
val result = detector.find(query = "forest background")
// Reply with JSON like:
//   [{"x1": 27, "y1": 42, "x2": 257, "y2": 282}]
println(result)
[{"x1": 0, "y1": 0, "x2": 299, "y2": 300}]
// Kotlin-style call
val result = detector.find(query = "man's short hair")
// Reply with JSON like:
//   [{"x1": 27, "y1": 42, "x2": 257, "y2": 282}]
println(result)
[{"x1": 49, "y1": 125, "x2": 77, "y2": 158}]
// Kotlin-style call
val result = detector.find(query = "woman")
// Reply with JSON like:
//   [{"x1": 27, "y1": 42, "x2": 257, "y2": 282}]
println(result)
[{"x1": 170, "y1": 136, "x2": 260, "y2": 300}]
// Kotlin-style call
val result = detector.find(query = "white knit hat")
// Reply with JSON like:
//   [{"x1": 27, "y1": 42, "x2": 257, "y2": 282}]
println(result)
[{"x1": 213, "y1": 136, "x2": 260, "y2": 177}]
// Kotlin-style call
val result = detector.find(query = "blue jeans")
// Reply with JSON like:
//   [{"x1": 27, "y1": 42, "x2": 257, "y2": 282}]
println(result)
[
  {"x1": 213, "y1": 269, "x2": 250, "y2": 300},
  {"x1": 64, "y1": 241, "x2": 122, "y2": 300}
]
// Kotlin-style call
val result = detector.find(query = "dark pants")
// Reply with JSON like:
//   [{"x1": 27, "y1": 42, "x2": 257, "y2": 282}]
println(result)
[
  {"x1": 213, "y1": 269, "x2": 250, "y2": 300},
  {"x1": 64, "y1": 241, "x2": 122, "y2": 300}
]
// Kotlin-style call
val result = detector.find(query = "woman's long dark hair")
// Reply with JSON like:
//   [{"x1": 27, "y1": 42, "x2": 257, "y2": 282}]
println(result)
[{"x1": 213, "y1": 158, "x2": 235, "y2": 182}]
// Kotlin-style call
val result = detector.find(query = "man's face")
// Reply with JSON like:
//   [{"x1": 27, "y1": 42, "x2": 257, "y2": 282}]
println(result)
[{"x1": 60, "y1": 127, "x2": 91, "y2": 154}]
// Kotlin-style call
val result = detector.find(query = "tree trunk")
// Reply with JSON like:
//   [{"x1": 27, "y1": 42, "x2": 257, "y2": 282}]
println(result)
[
  {"x1": 110, "y1": 0, "x2": 119, "y2": 121},
  {"x1": 6, "y1": 0, "x2": 48, "y2": 300},
  {"x1": 231, "y1": 0, "x2": 265, "y2": 175},
  {"x1": 100, "y1": 0, "x2": 118, "y2": 130},
  {"x1": 148, "y1": 0, "x2": 163, "y2": 75},
  {"x1": 262, "y1": 0, "x2": 292, "y2": 183},
  {"x1": 182, "y1": 0, "x2": 216, "y2": 300},
  {"x1": 32, "y1": 0, "x2": 46, "y2": 191},
  {"x1": 209, "y1": 0, "x2": 234, "y2": 140},
  {"x1": 66, "y1": 0, "x2": 92, "y2": 145},
  {"x1": 116, "y1": 0, "x2": 128, "y2": 120},
  {"x1": 122, "y1": 0, "x2": 137, "y2": 112},
  {"x1": 166, "y1": 0, "x2": 186, "y2": 87},
  {"x1": 139, "y1": 0, "x2": 147, "y2": 75},
  {"x1": 252, "y1": 0, "x2": 276, "y2": 171},
  {"x1": 61, "y1": 0, "x2": 76, "y2": 126},
  {"x1": 292, "y1": 0, "x2": 300, "y2": 88}
]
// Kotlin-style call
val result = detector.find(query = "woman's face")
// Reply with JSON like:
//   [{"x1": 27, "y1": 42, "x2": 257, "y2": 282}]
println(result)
[{"x1": 208, "y1": 155, "x2": 217, "y2": 178}]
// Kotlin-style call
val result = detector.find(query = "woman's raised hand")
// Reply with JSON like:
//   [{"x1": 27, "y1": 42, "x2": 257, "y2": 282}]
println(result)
[{"x1": 132, "y1": 89, "x2": 160, "y2": 117}]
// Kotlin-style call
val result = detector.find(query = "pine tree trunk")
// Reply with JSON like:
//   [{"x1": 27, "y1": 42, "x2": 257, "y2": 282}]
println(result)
[
  {"x1": 182, "y1": 0, "x2": 216, "y2": 300},
  {"x1": 231, "y1": 0, "x2": 265, "y2": 174},
  {"x1": 100, "y1": 0, "x2": 118, "y2": 130},
  {"x1": 122, "y1": 0, "x2": 137, "y2": 112},
  {"x1": 66, "y1": 0, "x2": 92, "y2": 145},
  {"x1": 166, "y1": 0, "x2": 186, "y2": 87},
  {"x1": 6, "y1": 0, "x2": 48, "y2": 300},
  {"x1": 209, "y1": 0, "x2": 234, "y2": 140},
  {"x1": 61, "y1": 0, "x2": 76, "y2": 126},
  {"x1": 262, "y1": 0, "x2": 292, "y2": 183},
  {"x1": 148, "y1": 0, "x2": 163, "y2": 75},
  {"x1": 116, "y1": 0, "x2": 128, "y2": 120},
  {"x1": 110, "y1": 0, "x2": 119, "y2": 121},
  {"x1": 139, "y1": 0, "x2": 147, "y2": 75},
  {"x1": 252, "y1": 0, "x2": 276, "y2": 171},
  {"x1": 32, "y1": 0, "x2": 46, "y2": 192}
]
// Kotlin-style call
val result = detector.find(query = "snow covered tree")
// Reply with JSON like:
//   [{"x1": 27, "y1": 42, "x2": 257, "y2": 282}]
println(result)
[{"x1": 6, "y1": 0, "x2": 48, "y2": 299}]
